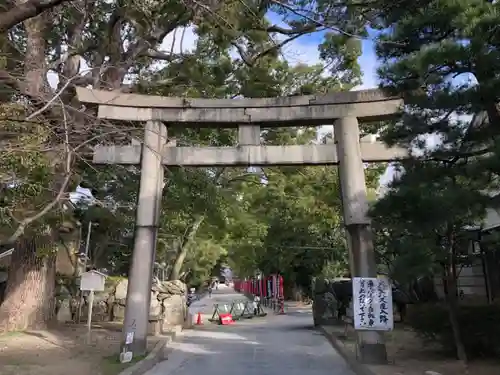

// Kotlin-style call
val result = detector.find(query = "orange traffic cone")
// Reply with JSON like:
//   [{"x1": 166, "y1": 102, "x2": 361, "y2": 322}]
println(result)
[{"x1": 196, "y1": 312, "x2": 203, "y2": 325}]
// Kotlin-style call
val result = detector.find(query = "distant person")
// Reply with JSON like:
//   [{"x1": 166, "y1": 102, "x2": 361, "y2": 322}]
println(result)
[
  {"x1": 253, "y1": 295, "x2": 260, "y2": 315},
  {"x1": 208, "y1": 285, "x2": 213, "y2": 298},
  {"x1": 187, "y1": 288, "x2": 196, "y2": 306}
]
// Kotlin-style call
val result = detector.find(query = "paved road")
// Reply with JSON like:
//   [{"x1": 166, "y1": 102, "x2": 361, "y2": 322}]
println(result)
[
  {"x1": 188, "y1": 285, "x2": 242, "y2": 318},
  {"x1": 145, "y1": 286, "x2": 354, "y2": 375}
]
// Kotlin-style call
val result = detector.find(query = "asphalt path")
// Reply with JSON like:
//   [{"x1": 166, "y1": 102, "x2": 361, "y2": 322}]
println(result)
[{"x1": 145, "y1": 286, "x2": 355, "y2": 375}]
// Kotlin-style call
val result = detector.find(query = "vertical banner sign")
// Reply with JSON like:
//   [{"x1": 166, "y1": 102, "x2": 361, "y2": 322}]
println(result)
[
  {"x1": 276, "y1": 275, "x2": 280, "y2": 299},
  {"x1": 272, "y1": 275, "x2": 277, "y2": 298},
  {"x1": 352, "y1": 277, "x2": 394, "y2": 331},
  {"x1": 267, "y1": 277, "x2": 271, "y2": 298},
  {"x1": 278, "y1": 275, "x2": 284, "y2": 299}
]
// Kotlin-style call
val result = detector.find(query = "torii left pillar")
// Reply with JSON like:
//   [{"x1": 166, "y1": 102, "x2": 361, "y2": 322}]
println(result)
[{"x1": 121, "y1": 120, "x2": 166, "y2": 355}]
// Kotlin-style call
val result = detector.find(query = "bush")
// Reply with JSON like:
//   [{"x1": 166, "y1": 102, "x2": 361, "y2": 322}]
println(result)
[{"x1": 406, "y1": 302, "x2": 500, "y2": 359}]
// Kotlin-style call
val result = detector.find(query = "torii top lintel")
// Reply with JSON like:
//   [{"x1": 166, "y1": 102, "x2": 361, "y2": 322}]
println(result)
[{"x1": 76, "y1": 88, "x2": 403, "y2": 127}]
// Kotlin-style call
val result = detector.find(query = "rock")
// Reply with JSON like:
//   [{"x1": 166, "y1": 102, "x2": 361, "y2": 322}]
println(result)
[
  {"x1": 150, "y1": 304, "x2": 162, "y2": 317},
  {"x1": 151, "y1": 290, "x2": 159, "y2": 303},
  {"x1": 106, "y1": 293, "x2": 115, "y2": 306},
  {"x1": 55, "y1": 284, "x2": 71, "y2": 297},
  {"x1": 152, "y1": 280, "x2": 186, "y2": 296},
  {"x1": 93, "y1": 292, "x2": 110, "y2": 304},
  {"x1": 150, "y1": 291, "x2": 160, "y2": 307},
  {"x1": 91, "y1": 301, "x2": 108, "y2": 321},
  {"x1": 313, "y1": 278, "x2": 328, "y2": 294},
  {"x1": 162, "y1": 294, "x2": 186, "y2": 326},
  {"x1": 57, "y1": 298, "x2": 73, "y2": 322},
  {"x1": 113, "y1": 304, "x2": 126, "y2": 320},
  {"x1": 70, "y1": 297, "x2": 79, "y2": 316},
  {"x1": 114, "y1": 279, "x2": 128, "y2": 300},
  {"x1": 157, "y1": 292, "x2": 174, "y2": 301},
  {"x1": 312, "y1": 290, "x2": 338, "y2": 326},
  {"x1": 106, "y1": 278, "x2": 187, "y2": 322}
]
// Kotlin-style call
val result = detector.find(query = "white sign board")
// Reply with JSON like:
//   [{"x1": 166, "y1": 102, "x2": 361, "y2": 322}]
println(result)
[
  {"x1": 125, "y1": 332, "x2": 134, "y2": 345},
  {"x1": 80, "y1": 271, "x2": 106, "y2": 292},
  {"x1": 352, "y1": 277, "x2": 393, "y2": 331},
  {"x1": 120, "y1": 351, "x2": 133, "y2": 363}
]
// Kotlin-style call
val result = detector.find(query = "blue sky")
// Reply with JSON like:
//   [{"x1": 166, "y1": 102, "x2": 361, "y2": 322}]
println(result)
[
  {"x1": 265, "y1": 11, "x2": 379, "y2": 89},
  {"x1": 154, "y1": 13, "x2": 380, "y2": 90}
]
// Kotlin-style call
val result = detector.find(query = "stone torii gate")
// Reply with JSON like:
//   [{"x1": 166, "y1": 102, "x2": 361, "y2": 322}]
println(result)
[{"x1": 76, "y1": 87, "x2": 406, "y2": 363}]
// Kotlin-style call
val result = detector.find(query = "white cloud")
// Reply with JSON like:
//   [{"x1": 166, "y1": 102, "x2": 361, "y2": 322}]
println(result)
[
  {"x1": 280, "y1": 40, "x2": 322, "y2": 66},
  {"x1": 160, "y1": 26, "x2": 198, "y2": 54}
]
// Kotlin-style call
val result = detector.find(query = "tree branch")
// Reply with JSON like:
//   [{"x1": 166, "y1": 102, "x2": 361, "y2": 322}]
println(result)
[
  {"x1": 0, "y1": 0, "x2": 72, "y2": 33},
  {"x1": 233, "y1": 32, "x2": 308, "y2": 67},
  {"x1": 1, "y1": 172, "x2": 71, "y2": 246}
]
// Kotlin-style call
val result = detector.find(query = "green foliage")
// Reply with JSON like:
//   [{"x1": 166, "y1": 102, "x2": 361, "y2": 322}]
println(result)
[
  {"x1": 1, "y1": 0, "x2": 382, "y2": 292},
  {"x1": 0, "y1": 104, "x2": 63, "y2": 241},
  {"x1": 183, "y1": 239, "x2": 227, "y2": 288},
  {"x1": 371, "y1": 159, "x2": 490, "y2": 283},
  {"x1": 227, "y1": 127, "x2": 384, "y2": 292},
  {"x1": 406, "y1": 303, "x2": 500, "y2": 359},
  {"x1": 370, "y1": 0, "x2": 500, "y2": 284}
]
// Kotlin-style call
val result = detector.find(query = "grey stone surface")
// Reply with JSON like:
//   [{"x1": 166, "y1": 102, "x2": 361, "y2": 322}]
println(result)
[
  {"x1": 56, "y1": 298, "x2": 73, "y2": 322},
  {"x1": 77, "y1": 87, "x2": 402, "y2": 125},
  {"x1": 76, "y1": 87, "x2": 398, "y2": 109},
  {"x1": 312, "y1": 278, "x2": 352, "y2": 327},
  {"x1": 115, "y1": 279, "x2": 129, "y2": 300},
  {"x1": 118, "y1": 325, "x2": 183, "y2": 375},
  {"x1": 93, "y1": 143, "x2": 408, "y2": 166},
  {"x1": 146, "y1": 287, "x2": 355, "y2": 375}
]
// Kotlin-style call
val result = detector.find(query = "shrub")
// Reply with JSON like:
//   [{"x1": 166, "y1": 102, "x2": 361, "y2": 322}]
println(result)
[{"x1": 406, "y1": 302, "x2": 500, "y2": 359}]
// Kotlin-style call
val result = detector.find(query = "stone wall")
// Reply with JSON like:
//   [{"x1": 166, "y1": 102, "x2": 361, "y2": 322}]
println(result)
[
  {"x1": 312, "y1": 277, "x2": 434, "y2": 326},
  {"x1": 0, "y1": 271, "x2": 7, "y2": 304},
  {"x1": 56, "y1": 278, "x2": 187, "y2": 332},
  {"x1": 312, "y1": 278, "x2": 344, "y2": 326}
]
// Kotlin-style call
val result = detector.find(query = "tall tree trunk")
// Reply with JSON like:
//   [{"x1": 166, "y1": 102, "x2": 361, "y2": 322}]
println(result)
[
  {"x1": 443, "y1": 227, "x2": 468, "y2": 363},
  {"x1": 0, "y1": 7, "x2": 58, "y2": 333},
  {"x1": 444, "y1": 271, "x2": 467, "y2": 362},
  {"x1": 169, "y1": 216, "x2": 205, "y2": 281},
  {"x1": 0, "y1": 237, "x2": 56, "y2": 331}
]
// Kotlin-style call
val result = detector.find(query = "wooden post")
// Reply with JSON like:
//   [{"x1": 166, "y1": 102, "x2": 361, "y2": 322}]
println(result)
[{"x1": 86, "y1": 290, "x2": 94, "y2": 344}]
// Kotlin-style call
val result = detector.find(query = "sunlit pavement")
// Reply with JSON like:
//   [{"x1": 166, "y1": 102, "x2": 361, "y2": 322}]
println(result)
[
  {"x1": 145, "y1": 287, "x2": 354, "y2": 375},
  {"x1": 188, "y1": 285, "x2": 241, "y2": 320}
]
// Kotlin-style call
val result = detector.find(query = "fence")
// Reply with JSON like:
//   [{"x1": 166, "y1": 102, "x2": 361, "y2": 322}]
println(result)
[{"x1": 208, "y1": 299, "x2": 266, "y2": 324}]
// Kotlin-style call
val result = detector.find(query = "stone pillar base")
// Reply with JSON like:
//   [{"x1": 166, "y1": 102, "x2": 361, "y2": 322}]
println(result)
[{"x1": 357, "y1": 342, "x2": 388, "y2": 364}]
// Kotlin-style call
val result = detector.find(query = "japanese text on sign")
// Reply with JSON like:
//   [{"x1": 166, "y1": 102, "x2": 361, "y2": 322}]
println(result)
[{"x1": 352, "y1": 277, "x2": 393, "y2": 331}]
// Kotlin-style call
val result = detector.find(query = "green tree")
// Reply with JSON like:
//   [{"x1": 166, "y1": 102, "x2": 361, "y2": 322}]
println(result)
[
  {"x1": 367, "y1": 0, "x2": 500, "y2": 362},
  {"x1": 0, "y1": 0, "x2": 374, "y2": 330},
  {"x1": 371, "y1": 159, "x2": 491, "y2": 362}
]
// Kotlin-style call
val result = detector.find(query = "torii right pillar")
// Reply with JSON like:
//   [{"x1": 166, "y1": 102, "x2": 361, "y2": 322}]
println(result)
[{"x1": 335, "y1": 117, "x2": 388, "y2": 364}]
